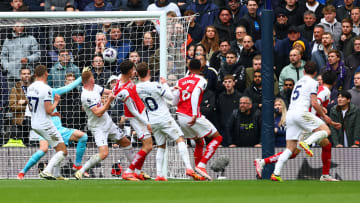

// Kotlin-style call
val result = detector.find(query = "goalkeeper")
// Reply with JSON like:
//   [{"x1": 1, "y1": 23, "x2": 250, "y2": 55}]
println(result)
[{"x1": 17, "y1": 68, "x2": 90, "y2": 180}]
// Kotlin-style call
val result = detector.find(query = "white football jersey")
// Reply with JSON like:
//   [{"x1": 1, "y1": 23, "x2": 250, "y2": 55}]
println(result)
[
  {"x1": 289, "y1": 75, "x2": 318, "y2": 112},
  {"x1": 136, "y1": 81, "x2": 173, "y2": 124},
  {"x1": 81, "y1": 84, "x2": 113, "y2": 129},
  {"x1": 26, "y1": 81, "x2": 53, "y2": 129}
]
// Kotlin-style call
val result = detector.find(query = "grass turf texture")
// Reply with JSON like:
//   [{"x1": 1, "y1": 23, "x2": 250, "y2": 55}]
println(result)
[{"x1": 0, "y1": 180, "x2": 359, "y2": 203}]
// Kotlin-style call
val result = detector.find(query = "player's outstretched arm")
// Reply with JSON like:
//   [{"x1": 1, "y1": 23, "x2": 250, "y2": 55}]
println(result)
[
  {"x1": 53, "y1": 77, "x2": 82, "y2": 96},
  {"x1": 91, "y1": 93, "x2": 115, "y2": 117}
]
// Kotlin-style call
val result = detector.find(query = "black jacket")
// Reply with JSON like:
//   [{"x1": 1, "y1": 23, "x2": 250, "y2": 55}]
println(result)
[
  {"x1": 226, "y1": 107, "x2": 262, "y2": 147},
  {"x1": 244, "y1": 83, "x2": 262, "y2": 110},
  {"x1": 216, "y1": 90, "x2": 242, "y2": 146},
  {"x1": 217, "y1": 62, "x2": 246, "y2": 93}
]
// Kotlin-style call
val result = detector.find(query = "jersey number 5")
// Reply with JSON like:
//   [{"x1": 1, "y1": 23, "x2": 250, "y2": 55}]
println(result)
[
  {"x1": 27, "y1": 96, "x2": 39, "y2": 113},
  {"x1": 292, "y1": 85, "x2": 302, "y2": 101}
]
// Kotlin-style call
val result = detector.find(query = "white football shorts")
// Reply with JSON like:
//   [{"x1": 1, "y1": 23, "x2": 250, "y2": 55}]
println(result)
[
  {"x1": 32, "y1": 124, "x2": 64, "y2": 148},
  {"x1": 151, "y1": 118, "x2": 183, "y2": 146},
  {"x1": 286, "y1": 110, "x2": 325, "y2": 140},
  {"x1": 177, "y1": 113, "x2": 217, "y2": 139},
  {"x1": 90, "y1": 122, "x2": 125, "y2": 147}
]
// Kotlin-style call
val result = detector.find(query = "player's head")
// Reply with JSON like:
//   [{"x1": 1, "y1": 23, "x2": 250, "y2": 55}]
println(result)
[
  {"x1": 188, "y1": 59, "x2": 201, "y2": 71},
  {"x1": 136, "y1": 62, "x2": 150, "y2": 78},
  {"x1": 82, "y1": 70, "x2": 94, "y2": 85},
  {"x1": 119, "y1": 60, "x2": 135, "y2": 76},
  {"x1": 304, "y1": 61, "x2": 317, "y2": 76},
  {"x1": 34, "y1": 65, "x2": 48, "y2": 79},
  {"x1": 321, "y1": 70, "x2": 337, "y2": 86}
]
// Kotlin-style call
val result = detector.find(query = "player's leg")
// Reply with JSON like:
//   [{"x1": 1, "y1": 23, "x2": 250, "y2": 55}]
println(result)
[
  {"x1": 69, "y1": 130, "x2": 88, "y2": 169},
  {"x1": 299, "y1": 113, "x2": 329, "y2": 156},
  {"x1": 123, "y1": 119, "x2": 152, "y2": 181},
  {"x1": 194, "y1": 138, "x2": 204, "y2": 166},
  {"x1": 175, "y1": 136, "x2": 202, "y2": 180},
  {"x1": 18, "y1": 140, "x2": 48, "y2": 180},
  {"x1": 155, "y1": 144, "x2": 167, "y2": 181},
  {"x1": 41, "y1": 142, "x2": 67, "y2": 180},
  {"x1": 195, "y1": 131, "x2": 223, "y2": 181},
  {"x1": 319, "y1": 138, "x2": 338, "y2": 181},
  {"x1": 254, "y1": 148, "x2": 300, "y2": 179},
  {"x1": 271, "y1": 140, "x2": 297, "y2": 181}
]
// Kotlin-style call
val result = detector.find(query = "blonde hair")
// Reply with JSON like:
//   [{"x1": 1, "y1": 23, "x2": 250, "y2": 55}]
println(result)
[{"x1": 275, "y1": 98, "x2": 287, "y2": 127}]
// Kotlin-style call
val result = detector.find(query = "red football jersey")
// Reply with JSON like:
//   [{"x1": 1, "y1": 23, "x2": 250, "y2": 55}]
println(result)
[
  {"x1": 176, "y1": 74, "x2": 207, "y2": 117},
  {"x1": 310, "y1": 85, "x2": 330, "y2": 117},
  {"x1": 113, "y1": 80, "x2": 145, "y2": 117}
]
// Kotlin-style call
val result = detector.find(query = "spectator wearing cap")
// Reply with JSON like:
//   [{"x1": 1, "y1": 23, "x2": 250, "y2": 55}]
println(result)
[
  {"x1": 318, "y1": 5, "x2": 342, "y2": 47},
  {"x1": 71, "y1": 27, "x2": 92, "y2": 69},
  {"x1": 329, "y1": 90, "x2": 360, "y2": 148},
  {"x1": 238, "y1": 0, "x2": 261, "y2": 41},
  {"x1": 274, "y1": 0, "x2": 305, "y2": 26},
  {"x1": 274, "y1": 10, "x2": 290, "y2": 40},
  {"x1": 297, "y1": 11, "x2": 317, "y2": 43},
  {"x1": 275, "y1": 25, "x2": 310, "y2": 67},
  {"x1": 338, "y1": 18, "x2": 357, "y2": 58},
  {"x1": 300, "y1": 0, "x2": 324, "y2": 24},
  {"x1": 213, "y1": 7, "x2": 236, "y2": 42},
  {"x1": 293, "y1": 39, "x2": 310, "y2": 61},
  {"x1": 336, "y1": 0, "x2": 354, "y2": 22}
]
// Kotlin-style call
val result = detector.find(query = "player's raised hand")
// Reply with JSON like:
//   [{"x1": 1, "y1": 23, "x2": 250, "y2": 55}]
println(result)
[
  {"x1": 188, "y1": 115, "x2": 196, "y2": 126},
  {"x1": 159, "y1": 77, "x2": 167, "y2": 84},
  {"x1": 82, "y1": 66, "x2": 91, "y2": 73},
  {"x1": 107, "y1": 92, "x2": 115, "y2": 101},
  {"x1": 53, "y1": 94, "x2": 60, "y2": 103}
]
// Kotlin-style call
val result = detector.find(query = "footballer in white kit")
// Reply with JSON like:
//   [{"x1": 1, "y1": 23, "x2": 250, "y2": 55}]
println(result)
[
  {"x1": 81, "y1": 84, "x2": 124, "y2": 146},
  {"x1": 26, "y1": 65, "x2": 67, "y2": 180},
  {"x1": 135, "y1": 62, "x2": 201, "y2": 181},
  {"x1": 75, "y1": 70, "x2": 136, "y2": 180},
  {"x1": 271, "y1": 61, "x2": 333, "y2": 181}
]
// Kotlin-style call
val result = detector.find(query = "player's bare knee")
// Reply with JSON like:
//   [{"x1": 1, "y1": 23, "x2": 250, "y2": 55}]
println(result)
[{"x1": 118, "y1": 137, "x2": 131, "y2": 147}]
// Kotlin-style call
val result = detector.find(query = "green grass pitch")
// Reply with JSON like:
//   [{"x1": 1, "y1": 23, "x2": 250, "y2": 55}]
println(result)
[{"x1": 0, "y1": 179, "x2": 359, "y2": 203}]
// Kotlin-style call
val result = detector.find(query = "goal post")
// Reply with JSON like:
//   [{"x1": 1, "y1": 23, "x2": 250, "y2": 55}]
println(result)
[{"x1": 0, "y1": 11, "x2": 191, "y2": 179}]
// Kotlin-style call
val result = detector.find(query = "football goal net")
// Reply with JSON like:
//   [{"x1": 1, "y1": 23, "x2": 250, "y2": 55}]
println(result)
[{"x1": 0, "y1": 11, "x2": 190, "y2": 179}]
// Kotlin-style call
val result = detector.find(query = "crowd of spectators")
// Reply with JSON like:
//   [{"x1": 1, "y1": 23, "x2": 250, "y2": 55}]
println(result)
[{"x1": 0, "y1": 0, "x2": 359, "y2": 148}]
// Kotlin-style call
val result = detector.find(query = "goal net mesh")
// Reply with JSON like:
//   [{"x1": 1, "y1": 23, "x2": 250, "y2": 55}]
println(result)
[{"x1": 0, "y1": 15, "x2": 190, "y2": 179}]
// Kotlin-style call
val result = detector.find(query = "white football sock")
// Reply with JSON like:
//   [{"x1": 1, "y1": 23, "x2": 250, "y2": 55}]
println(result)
[
  {"x1": 156, "y1": 148, "x2": 165, "y2": 177},
  {"x1": 80, "y1": 154, "x2": 101, "y2": 173},
  {"x1": 273, "y1": 148, "x2": 292, "y2": 176},
  {"x1": 177, "y1": 142, "x2": 192, "y2": 169},
  {"x1": 52, "y1": 164, "x2": 61, "y2": 177},
  {"x1": 44, "y1": 151, "x2": 65, "y2": 174},
  {"x1": 305, "y1": 130, "x2": 328, "y2": 146},
  {"x1": 122, "y1": 145, "x2": 135, "y2": 162}
]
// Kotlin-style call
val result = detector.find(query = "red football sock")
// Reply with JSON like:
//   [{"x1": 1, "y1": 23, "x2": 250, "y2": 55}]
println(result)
[
  {"x1": 264, "y1": 151, "x2": 298, "y2": 165},
  {"x1": 321, "y1": 142, "x2": 332, "y2": 175},
  {"x1": 129, "y1": 150, "x2": 147, "y2": 171},
  {"x1": 290, "y1": 152, "x2": 298, "y2": 159},
  {"x1": 199, "y1": 135, "x2": 223, "y2": 165},
  {"x1": 194, "y1": 139, "x2": 204, "y2": 166},
  {"x1": 264, "y1": 152, "x2": 282, "y2": 164}
]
